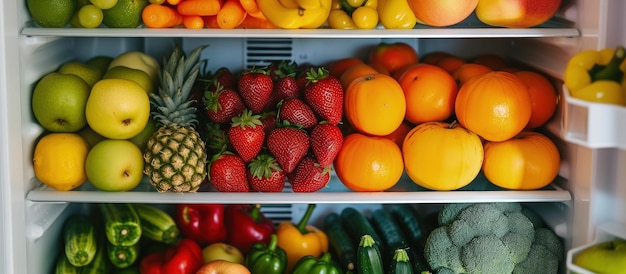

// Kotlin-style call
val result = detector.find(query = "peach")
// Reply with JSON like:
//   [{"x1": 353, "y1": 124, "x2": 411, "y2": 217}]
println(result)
[
  {"x1": 408, "y1": 0, "x2": 478, "y2": 27},
  {"x1": 475, "y1": 0, "x2": 562, "y2": 28},
  {"x1": 368, "y1": 42, "x2": 419, "y2": 75}
]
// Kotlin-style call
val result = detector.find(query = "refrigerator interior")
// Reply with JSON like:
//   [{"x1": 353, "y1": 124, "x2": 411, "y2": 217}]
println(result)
[{"x1": 1, "y1": 0, "x2": 626, "y2": 273}]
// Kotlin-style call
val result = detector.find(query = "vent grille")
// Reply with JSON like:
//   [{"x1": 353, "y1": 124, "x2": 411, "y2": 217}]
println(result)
[
  {"x1": 260, "y1": 204, "x2": 294, "y2": 225},
  {"x1": 244, "y1": 38, "x2": 293, "y2": 69}
]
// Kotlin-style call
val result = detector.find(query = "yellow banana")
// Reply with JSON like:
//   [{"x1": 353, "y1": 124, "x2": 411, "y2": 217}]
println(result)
[{"x1": 257, "y1": 0, "x2": 331, "y2": 29}]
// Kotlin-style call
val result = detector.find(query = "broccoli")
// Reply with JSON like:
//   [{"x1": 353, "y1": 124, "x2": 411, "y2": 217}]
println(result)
[{"x1": 423, "y1": 203, "x2": 563, "y2": 274}]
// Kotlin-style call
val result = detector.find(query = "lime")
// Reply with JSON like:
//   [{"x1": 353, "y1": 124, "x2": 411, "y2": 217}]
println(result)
[
  {"x1": 90, "y1": 0, "x2": 118, "y2": 10},
  {"x1": 78, "y1": 5, "x2": 104, "y2": 28},
  {"x1": 102, "y1": 0, "x2": 149, "y2": 28},
  {"x1": 27, "y1": 0, "x2": 77, "y2": 28}
]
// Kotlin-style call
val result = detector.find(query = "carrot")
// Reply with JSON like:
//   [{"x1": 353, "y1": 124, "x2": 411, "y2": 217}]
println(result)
[
  {"x1": 177, "y1": 0, "x2": 223, "y2": 16},
  {"x1": 183, "y1": 15, "x2": 205, "y2": 29},
  {"x1": 216, "y1": 0, "x2": 247, "y2": 29},
  {"x1": 142, "y1": 4, "x2": 184, "y2": 28},
  {"x1": 238, "y1": 14, "x2": 277, "y2": 29},
  {"x1": 239, "y1": 0, "x2": 265, "y2": 19}
]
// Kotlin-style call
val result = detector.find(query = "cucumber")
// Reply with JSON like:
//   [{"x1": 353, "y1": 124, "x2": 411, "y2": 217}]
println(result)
[
  {"x1": 324, "y1": 212, "x2": 357, "y2": 271},
  {"x1": 133, "y1": 204, "x2": 179, "y2": 244},
  {"x1": 370, "y1": 208, "x2": 408, "y2": 269},
  {"x1": 388, "y1": 249, "x2": 413, "y2": 274},
  {"x1": 81, "y1": 231, "x2": 110, "y2": 274},
  {"x1": 388, "y1": 204, "x2": 431, "y2": 273},
  {"x1": 340, "y1": 207, "x2": 382, "y2": 251},
  {"x1": 107, "y1": 241, "x2": 139, "y2": 269},
  {"x1": 63, "y1": 214, "x2": 98, "y2": 267},
  {"x1": 356, "y1": 234, "x2": 384, "y2": 274},
  {"x1": 55, "y1": 253, "x2": 81, "y2": 274},
  {"x1": 99, "y1": 203, "x2": 142, "y2": 247}
]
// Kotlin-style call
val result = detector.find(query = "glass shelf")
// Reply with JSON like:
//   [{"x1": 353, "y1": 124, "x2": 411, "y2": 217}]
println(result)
[{"x1": 26, "y1": 172, "x2": 572, "y2": 204}]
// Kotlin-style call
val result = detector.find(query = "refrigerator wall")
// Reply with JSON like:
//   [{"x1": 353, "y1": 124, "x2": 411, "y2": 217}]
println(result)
[{"x1": 2, "y1": 0, "x2": 626, "y2": 273}]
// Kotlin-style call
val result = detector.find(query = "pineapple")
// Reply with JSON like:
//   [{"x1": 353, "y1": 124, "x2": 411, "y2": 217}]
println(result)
[{"x1": 143, "y1": 45, "x2": 208, "y2": 192}]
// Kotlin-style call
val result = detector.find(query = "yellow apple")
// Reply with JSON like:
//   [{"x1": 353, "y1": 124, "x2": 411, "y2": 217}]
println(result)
[
  {"x1": 108, "y1": 51, "x2": 161, "y2": 85},
  {"x1": 202, "y1": 243, "x2": 245, "y2": 265},
  {"x1": 85, "y1": 139, "x2": 144, "y2": 191},
  {"x1": 475, "y1": 0, "x2": 562, "y2": 28},
  {"x1": 85, "y1": 79, "x2": 150, "y2": 139}
]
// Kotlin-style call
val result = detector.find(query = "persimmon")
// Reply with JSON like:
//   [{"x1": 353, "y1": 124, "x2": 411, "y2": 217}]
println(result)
[
  {"x1": 452, "y1": 63, "x2": 493, "y2": 86},
  {"x1": 345, "y1": 73, "x2": 407, "y2": 136},
  {"x1": 334, "y1": 133, "x2": 404, "y2": 192},
  {"x1": 514, "y1": 70, "x2": 558, "y2": 128},
  {"x1": 455, "y1": 71, "x2": 532, "y2": 142},
  {"x1": 420, "y1": 51, "x2": 452, "y2": 65},
  {"x1": 470, "y1": 54, "x2": 508, "y2": 70},
  {"x1": 368, "y1": 42, "x2": 419, "y2": 74},
  {"x1": 435, "y1": 55, "x2": 466, "y2": 74},
  {"x1": 398, "y1": 64, "x2": 458, "y2": 124},
  {"x1": 328, "y1": 57, "x2": 364, "y2": 79},
  {"x1": 339, "y1": 63, "x2": 379, "y2": 90}
]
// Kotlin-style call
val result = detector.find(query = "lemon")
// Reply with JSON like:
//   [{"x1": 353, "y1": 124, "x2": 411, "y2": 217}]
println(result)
[
  {"x1": 57, "y1": 61, "x2": 103, "y2": 87},
  {"x1": 27, "y1": 0, "x2": 77, "y2": 28},
  {"x1": 33, "y1": 133, "x2": 90, "y2": 191},
  {"x1": 103, "y1": 66, "x2": 154, "y2": 93},
  {"x1": 102, "y1": 0, "x2": 148, "y2": 28}
]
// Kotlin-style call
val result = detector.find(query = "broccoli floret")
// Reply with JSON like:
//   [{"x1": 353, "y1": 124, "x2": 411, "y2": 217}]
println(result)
[
  {"x1": 423, "y1": 203, "x2": 563, "y2": 274},
  {"x1": 460, "y1": 235, "x2": 515, "y2": 274},
  {"x1": 521, "y1": 206, "x2": 544, "y2": 228}
]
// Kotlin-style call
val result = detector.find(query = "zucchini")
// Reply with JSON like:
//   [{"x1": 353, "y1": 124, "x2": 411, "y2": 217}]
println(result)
[
  {"x1": 370, "y1": 208, "x2": 408, "y2": 270},
  {"x1": 388, "y1": 205, "x2": 431, "y2": 273},
  {"x1": 340, "y1": 207, "x2": 382, "y2": 251},
  {"x1": 107, "y1": 241, "x2": 139, "y2": 269},
  {"x1": 55, "y1": 253, "x2": 81, "y2": 274},
  {"x1": 388, "y1": 249, "x2": 413, "y2": 274},
  {"x1": 63, "y1": 214, "x2": 98, "y2": 267},
  {"x1": 324, "y1": 212, "x2": 357, "y2": 271},
  {"x1": 133, "y1": 204, "x2": 179, "y2": 244},
  {"x1": 81, "y1": 232, "x2": 109, "y2": 274},
  {"x1": 356, "y1": 234, "x2": 384, "y2": 274},
  {"x1": 99, "y1": 203, "x2": 142, "y2": 247}
]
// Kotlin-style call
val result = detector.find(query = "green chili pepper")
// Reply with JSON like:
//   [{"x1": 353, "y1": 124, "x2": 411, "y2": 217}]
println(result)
[{"x1": 246, "y1": 234, "x2": 287, "y2": 274}]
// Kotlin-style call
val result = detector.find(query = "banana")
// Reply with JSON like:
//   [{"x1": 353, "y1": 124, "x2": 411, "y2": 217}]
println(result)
[{"x1": 257, "y1": 0, "x2": 331, "y2": 29}]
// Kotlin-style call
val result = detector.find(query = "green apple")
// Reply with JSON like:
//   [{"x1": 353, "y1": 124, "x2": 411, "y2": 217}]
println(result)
[
  {"x1": 85, "y1": 55, "x2": 113, "y2": 76},
  {"x1": 85, "y1": 78, "x2": 150, "y2": 139},
  {"x1": 202, "y1": 243, "x2": 245, "y2": 264},
  {"x1": 103, "y1": 65, "x2": 154, "y2": 94},
  {"x1": 32, "y1": 72, "x2": 90, "y2": 133},
  {"x1": 573, "y1": 239, "x2": 626, "y2": 274},
  {"x1": 128, "y1": 118, "x2": 157, "y2": 151},
  {"x1": 108, "y1": 51, "x2": 161, "y2": 85},
  {"x1": 85, "y1": 139, "x2": 144, "y2": 191},
  {"x1": 78, "y1": 125, "x2": 106, "y2": 148},
  {"x1": 57, "y1": 61, "x2": 103, "y2": 87}
]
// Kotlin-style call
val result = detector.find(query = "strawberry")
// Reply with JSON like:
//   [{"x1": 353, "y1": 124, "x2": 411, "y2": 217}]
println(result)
[
  {"x1": 247, "y1": 153, "x2": 286, "y2": 192},
  {"x1": 287, "y1": 156, "x2": 331, "y2": 192},
  {"x1": 266, "y1": 76, "x2": 301, "y2": 111},
  {"x1": 228, "y1": 109, "x2": 265, "y2": 162},
  {"x1": 204, "y1": 84, "x2": 245, "y2": 124},
  {"x1": 310, "y1": 123, "x2": 343, "y2": 167},
  {"x1": 238, "y1": 68, "x2": 273, "y2": 113},
  {"x1": 209, "y1": 152, "x2": 250, "y2": 192},
  {"x1": 303, "y1": 67, "x2": 344, "y2": 125},
  {"x1": 278, "y1": 97, "x2": 318, "y2": 130},
  {"x1": 259, "y1": 111, "x2": 277, "y2": 135},
  {"x1": 266, "y1": 127, "x2": 310, "y2": 173},
  {"x1": 209, "y1": 67, "x2": 237, "y2": 90}
]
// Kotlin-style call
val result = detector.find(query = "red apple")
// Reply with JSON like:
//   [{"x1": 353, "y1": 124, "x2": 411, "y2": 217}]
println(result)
[
  {"x1": 475, "y1": 0, "x2": 562, "y2": 28},
  {"x1": 201, "y1": 243, "x2": 245, "y2": 264}
]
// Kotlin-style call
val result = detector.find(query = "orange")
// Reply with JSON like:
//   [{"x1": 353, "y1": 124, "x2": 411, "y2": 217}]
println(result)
[
  {"x1": 514, "y1": 71, "x2": 558, "y2": 129},
  {"x1": 383, "y1": 120, "x2": 413, "y2": 149},
  {"x1": 435, "y1": 55, "x2": 466, "y2": 74},
  {"x1": 328, "y1": 57, "x2": 364, "y2": 79},
  {"x1": 452, "y1": 63, "x2": 493, "y2": 86},
  {"x1": 398, "y1": 64, "x2": 458, "y2": 124},
  {"x1": 33, "y1": 133, "x2": 90, "y2": 191},
  {"x1": 470, "y1": 54, "x2": 508, "y2": 70},
  {"x1": 339, "y1": 63, "x2": 379, "y2": 90},
  {"x1": 420, "y1": 51, "x2": 452, "y2": 65}
]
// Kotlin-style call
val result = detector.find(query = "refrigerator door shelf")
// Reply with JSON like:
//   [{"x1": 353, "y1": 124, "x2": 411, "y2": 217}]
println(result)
[{"x1": 566, "y1": 222, "x2": 626, "y2": 274}]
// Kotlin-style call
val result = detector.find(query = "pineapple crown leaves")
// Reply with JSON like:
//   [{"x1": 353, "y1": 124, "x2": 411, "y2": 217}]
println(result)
[
  {"x1": 305, "y1": 66, "x2": 331, "y2": 84},
  {"x1": 151, "y1": 45, "x2": 207, "y2": 127},
  {"x1": 248, "y1": 153, "x2": 283, "y2": 179},
  {"x1": 230, "y1": 109, "x2": 263, "y2": 129}
]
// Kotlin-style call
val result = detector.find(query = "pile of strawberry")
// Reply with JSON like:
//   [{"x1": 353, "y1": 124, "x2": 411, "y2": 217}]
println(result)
[{"x1": 197, "y1": 61, "x2": 344, "y2": 193}]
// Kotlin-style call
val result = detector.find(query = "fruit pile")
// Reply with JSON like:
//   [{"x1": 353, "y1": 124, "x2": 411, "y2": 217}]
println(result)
[{"x1": 26, "y1": 0, "x2": 564, "y2": 29}]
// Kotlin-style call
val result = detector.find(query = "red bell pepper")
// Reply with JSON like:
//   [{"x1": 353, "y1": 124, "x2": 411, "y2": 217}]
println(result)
[
  {"x1": 225, "y1": 204, "x2": 275, "y2": 254},
  {"x1": 175, "y1": 204, "x2": 228, "y2": 246},
  {"x1": 140, "y1": 238, "x2": 204, "y2": 274}
]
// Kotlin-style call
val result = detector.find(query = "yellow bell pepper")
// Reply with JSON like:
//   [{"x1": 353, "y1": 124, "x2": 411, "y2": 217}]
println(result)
[
  {"x1": 328, "y1": 0, "x2": 378, "y2": 29},
  {"x1": 275, "y1": 204, "x2": 329, "y2": 272},
  {"x1": 377, "y1": 0, "x2": 416, "y2": 29},
  {"x1": 257, "y1": 0, "x2": 332, "y2": 29}
]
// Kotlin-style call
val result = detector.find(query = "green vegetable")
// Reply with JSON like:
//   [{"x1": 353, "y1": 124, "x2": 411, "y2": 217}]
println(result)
[
  {"x1": 387, "y1": 205, "x2": 431, "y2": 273},
  {"x1": 245, "y1": 234, "x2": 287, "y2": 274},
  {"x1": 512, "y1": 228, "x2": 564, "y2": 274},
  {"x1": 292, "y1": 252, "x2": 343, "y2": 274},
  {"x1": 81, "y1": 229, "x2": 109, "y2": 274},
  {"x1": 423, "y1": 203, "x2": 563, "y2": 274},
  {"x1": 55, "y1": 253, "x2": 81, "y2": 274},
  {"x1": 324, "y1": 212, "x2": 357, "y2": 272},
  {"x1": 388, "y1": 249, "x2": 413, "y2": 274},
  {"x1": 99, "y1": 203, "x2": 142, "y2": 247},
  {"x1": 356, "y1": 235, "x2": 383, "y2": 274},
  {"x1": 107, "y1": 241, "x2": 139, "y2": 269},
  {"x1": 340, "y1": 207, "x2": 382, "y2": 252},
  {"x1": 369, "y1": 208, "x2": 408, "y2": 269},
  {"x1": 63, "y1": 214, "x2": 97, "y2": 267},
  {"x1": 133, "y1": 204, "x2": 179, "y2": 244}
]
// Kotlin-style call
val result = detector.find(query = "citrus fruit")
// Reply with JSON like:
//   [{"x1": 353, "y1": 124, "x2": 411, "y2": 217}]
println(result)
[
  {"x1": 57, "y1": 61, "x2": 103, "y2": 87},
  {"x1": 77, "y1": 4, "x2": 104, "y2": 28},
  {"x1": 33, "y1": 133, "x2": 90, "y2": 191},
  {"x1": 398, "y1": 64, "x2": 458, "y2": 124},
  {"x1": 102, "y1": 0, "x2": 149, "y2": 28},
  {"x1": 103, "y1": 66, "x2": 154, "y2": 93},
  {"x1": 27, "y1": 0, "x2": 77, "y2": 27},
  {"x1": 90, "y1": 0, "x2": 118, "y2": 10},
  {"x1": 32, "y1": 72, "x2": 91, "y2": 132}
]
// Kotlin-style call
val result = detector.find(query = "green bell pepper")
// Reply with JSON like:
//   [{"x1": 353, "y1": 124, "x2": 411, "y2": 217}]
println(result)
[
  {"x1": 292, "y1": 252, "x2": 343, "y2": 274},
  {"x1": 245, "y1": 234, "x2": 287, "y2": 274}
]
